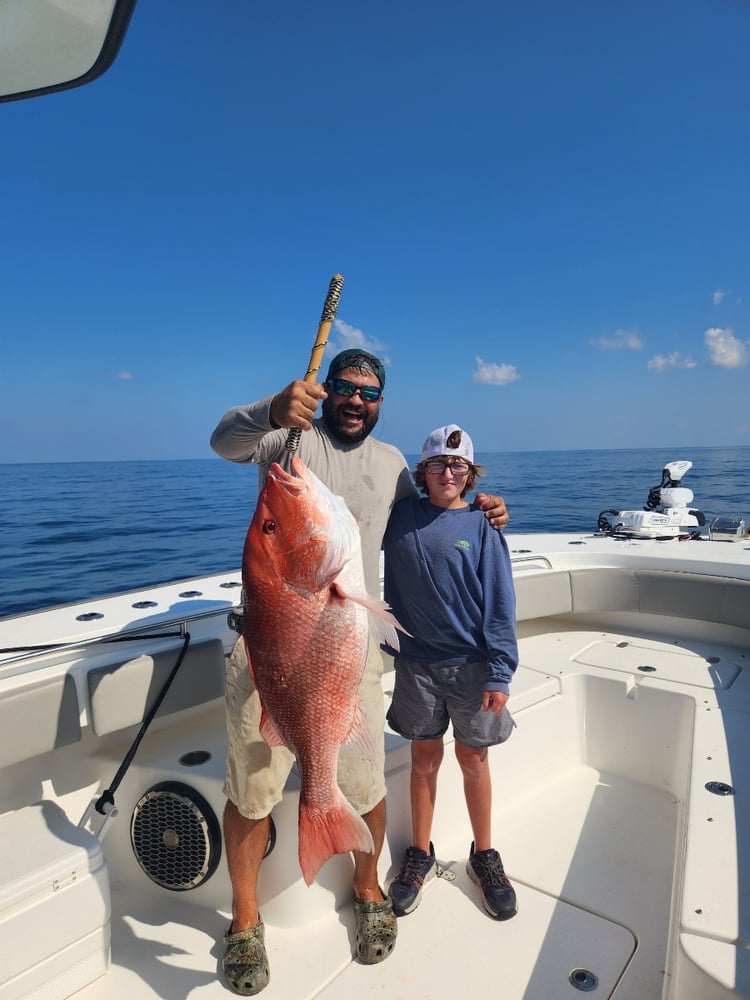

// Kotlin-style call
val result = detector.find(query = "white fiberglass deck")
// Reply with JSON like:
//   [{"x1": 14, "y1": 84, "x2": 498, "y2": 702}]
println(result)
[
  {"x1": 3, "y1": 533, "x2": 750, "y2": 999},
  {"x1": 65, "y1": 623, "x2": 748, "y2": 1000}
]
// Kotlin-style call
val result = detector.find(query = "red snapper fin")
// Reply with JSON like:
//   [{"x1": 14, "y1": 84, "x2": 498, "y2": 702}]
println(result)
[
  {"x1": 259, "y1": 707, "x2": 288, "y2": 749},
  {"x1": 330, "y1": 581, "x2": 412, "y2": 652},
  {"x1": 298, "y1": 793, "x2": 374, "y2": 885},
  {"x1": 343, "y1": 698, "x2": 374, "y2": 759}
]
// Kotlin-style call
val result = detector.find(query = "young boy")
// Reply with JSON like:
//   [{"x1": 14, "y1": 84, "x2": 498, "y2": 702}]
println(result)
[{"x1": 383, "y1": 424, "x2": 518, "y2": 920}]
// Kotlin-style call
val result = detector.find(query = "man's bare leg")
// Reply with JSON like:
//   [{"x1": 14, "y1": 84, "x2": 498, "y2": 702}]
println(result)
[
  {"x1": 223, "y1": 801, "x2": 269, "y2": 928},
  {"x1": 353, "y1": 797, "x2": 387, "y2": 901},
  {"x1": 222, "y1": 802, "x2": 271, "y2": 995}
]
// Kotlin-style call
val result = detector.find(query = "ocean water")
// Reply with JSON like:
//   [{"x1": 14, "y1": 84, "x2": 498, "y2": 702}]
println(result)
[{"x1": 1, "y1": 446, "x2": 747, "y2": 618}]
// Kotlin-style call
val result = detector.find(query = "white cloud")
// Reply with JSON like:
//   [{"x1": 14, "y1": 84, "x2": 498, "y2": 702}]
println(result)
[
  {"x1": 647, "y1": 352, "x2": 698, "y2": 372},
  {"x1": 592, "y1": 329, "x2": 643, "y2": 351},
  {"x1": 84, "y1": 370, "x2": 135, "y2": 381},
  {"x1": 327, "y1": 320, "x2": 391, "y2": 370},
  {"x1": 705, "y1": 326, "x2": 748, "y2": 368},
  {"x1": 712, "y1": 289, "x2": 729, "y2": 305},
  {"x1": 473, "y1": 356, "x2": 520, "y2": 386}
]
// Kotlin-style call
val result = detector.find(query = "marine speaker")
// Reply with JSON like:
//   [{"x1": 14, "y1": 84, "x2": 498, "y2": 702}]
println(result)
[{"x1": 130, "y1": 781, "x2": 222, "y2": 891}]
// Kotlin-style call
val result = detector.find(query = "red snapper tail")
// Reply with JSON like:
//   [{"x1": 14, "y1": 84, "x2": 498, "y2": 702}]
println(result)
[{"x1": 298, "y1": 794, "x2": 374, "y2": 886}]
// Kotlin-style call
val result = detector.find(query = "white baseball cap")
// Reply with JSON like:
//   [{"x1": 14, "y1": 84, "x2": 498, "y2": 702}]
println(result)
[{"x1": 421, "y1": 424, "x2": 474, "y2": 463}]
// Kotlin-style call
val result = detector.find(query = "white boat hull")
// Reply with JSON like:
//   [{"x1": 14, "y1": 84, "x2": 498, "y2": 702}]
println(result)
[{"x1": 1, "y1": 533, "x2": 749, "y2": 998}]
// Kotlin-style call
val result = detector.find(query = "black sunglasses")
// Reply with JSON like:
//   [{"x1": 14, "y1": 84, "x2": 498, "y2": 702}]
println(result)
[{"x1": 328, "y1": 378, "x2": 382, "y2": 402}]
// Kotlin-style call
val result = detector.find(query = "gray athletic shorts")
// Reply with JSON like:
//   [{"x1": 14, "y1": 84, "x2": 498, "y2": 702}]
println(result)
[
  {"x1": 224, "y1": 635, "x2": 387, "y2": 819},
  {"x1": 386, "y1": 656, "x2": 514, "y2": 749}
]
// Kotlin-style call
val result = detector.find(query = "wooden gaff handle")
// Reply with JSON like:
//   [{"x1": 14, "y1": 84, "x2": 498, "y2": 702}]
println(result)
[{"x1": 285, "y1": 274, "x2": 345, "y2": 452}]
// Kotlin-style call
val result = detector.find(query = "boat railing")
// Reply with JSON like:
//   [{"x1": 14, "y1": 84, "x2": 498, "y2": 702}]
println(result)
[
  {"x1": 0, "y1": 605, "x2": 235, "y2": 671},
  {"x1": 510, "y1": 553, "x2": 554, "y2": 571}
]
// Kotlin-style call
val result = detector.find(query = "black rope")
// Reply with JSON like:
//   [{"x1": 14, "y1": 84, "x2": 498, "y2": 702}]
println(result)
[
  {"x1": 0, "y1": 629, "x2": 185, "y2": 656},
  {"x1": 95, "y1": 631, "x2": 192, "y2": 815}
]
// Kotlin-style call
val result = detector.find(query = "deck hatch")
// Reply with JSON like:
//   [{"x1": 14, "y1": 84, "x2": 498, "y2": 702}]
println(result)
[{"x1": 573, "y1": 638, "x2": 741, "y2": 689}]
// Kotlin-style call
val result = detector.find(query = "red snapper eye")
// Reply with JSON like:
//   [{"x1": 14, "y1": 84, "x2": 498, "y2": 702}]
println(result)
[{"x1": 262, "y1": 520, "x2": 276, "y2": 534}]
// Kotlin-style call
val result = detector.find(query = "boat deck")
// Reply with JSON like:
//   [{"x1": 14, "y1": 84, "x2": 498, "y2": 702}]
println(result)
[
  {"x1": 3, "y1": 534, "x2": 750, "y2": 999},
  {"x1": 67, "y1": 620, "x2": 748, "y2": 999},
  {"x1": 85, "y1": 763, "x2": 658, "y2": 1000}
]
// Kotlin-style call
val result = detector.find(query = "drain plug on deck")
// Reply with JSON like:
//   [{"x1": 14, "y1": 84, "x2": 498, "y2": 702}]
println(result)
[
  {"x1": 569, "y1": 968, "x2": 599, "y2": 992},
  {"x1": 705, "y1": 780, "x2": 735, "y2": 796}
]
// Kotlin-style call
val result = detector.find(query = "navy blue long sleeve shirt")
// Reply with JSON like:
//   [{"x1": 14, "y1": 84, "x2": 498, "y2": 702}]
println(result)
[{"x1": 383, "y1": 497, "x2": 518, "y2": 693}]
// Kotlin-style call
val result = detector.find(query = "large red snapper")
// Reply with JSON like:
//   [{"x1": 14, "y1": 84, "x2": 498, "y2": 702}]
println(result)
[{"x1": 241, "y1": 455, "x2": 403, "y2": 885}]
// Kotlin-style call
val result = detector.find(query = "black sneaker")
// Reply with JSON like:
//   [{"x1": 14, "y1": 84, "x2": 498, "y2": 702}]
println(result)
[
  {"x1": 466, "y1": 842, "x2": 517, "y2": 920},
  {"x1": 388, "y1": 843, "x2": 436, "y2": 916}
]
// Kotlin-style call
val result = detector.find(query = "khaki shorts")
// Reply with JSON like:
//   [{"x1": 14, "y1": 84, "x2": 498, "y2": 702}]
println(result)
[{"x1": 224, "y1": 635, "x2": 387, "y2": 819}]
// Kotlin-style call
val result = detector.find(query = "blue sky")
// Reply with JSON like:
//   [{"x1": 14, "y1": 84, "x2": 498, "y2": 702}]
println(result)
[{"x1": 2, "y1": 0, "x2": 748, "y2": 463}]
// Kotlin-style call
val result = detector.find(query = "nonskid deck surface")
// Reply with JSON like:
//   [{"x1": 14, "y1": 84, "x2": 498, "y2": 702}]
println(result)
[
  {"x1": 73, "y1": 763, "x2": 673, "y2": 1000},
  {"x1": 4, "y1": 536, "x2": 750, "y2": 999},
  {"x1": 72, "y1": 619, "x2": 698, "y2": 1000}
]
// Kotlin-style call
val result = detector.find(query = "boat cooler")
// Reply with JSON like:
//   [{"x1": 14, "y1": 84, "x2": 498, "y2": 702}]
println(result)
[{"x1": 0, "y1": 801, "x2": 111, "y2": 999}]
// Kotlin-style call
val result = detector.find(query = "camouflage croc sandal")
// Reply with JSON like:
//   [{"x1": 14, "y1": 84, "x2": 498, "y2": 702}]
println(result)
[
  {"x1": 353, "y1": 896, "x2": 398, "y2": 964},
  {"x1": 222, "y1": 920, "x2": 270, "y2": 996}
]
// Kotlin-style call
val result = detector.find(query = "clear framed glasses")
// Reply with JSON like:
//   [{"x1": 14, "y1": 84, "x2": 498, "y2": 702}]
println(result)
[
  {"x1": 425, "y1": 460, "x2": 470, "y2": 476},
  {"x1": 328, "y1": 378, "x2": 382, "y2": 402}
]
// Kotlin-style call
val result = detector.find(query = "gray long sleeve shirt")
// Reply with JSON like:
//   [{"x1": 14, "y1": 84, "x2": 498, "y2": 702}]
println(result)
[{"x1": 210, "y1": 396, "x2": 416, "y2": 598}]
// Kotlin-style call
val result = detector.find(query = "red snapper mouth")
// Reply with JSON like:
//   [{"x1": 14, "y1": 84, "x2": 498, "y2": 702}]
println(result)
[{"x1": 266, "y1": 461, "x2": 308, "y2": 498}]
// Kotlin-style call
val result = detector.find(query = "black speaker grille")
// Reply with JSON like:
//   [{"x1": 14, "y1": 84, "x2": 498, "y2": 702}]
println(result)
[{"x1": 131, "y1": 781, "x2": 221, "y2": 891}]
